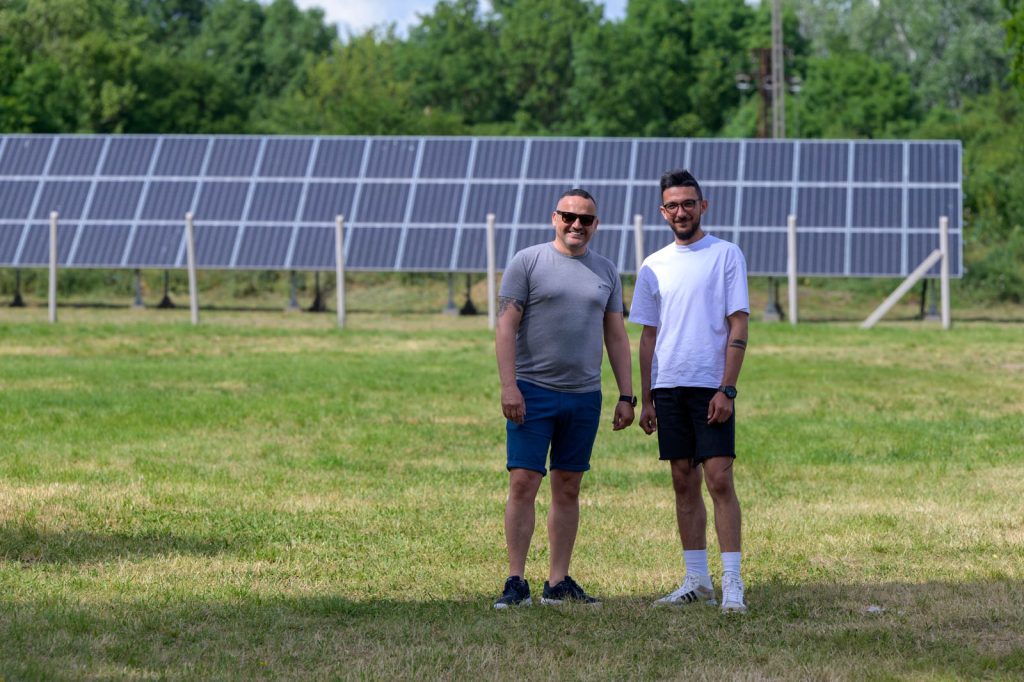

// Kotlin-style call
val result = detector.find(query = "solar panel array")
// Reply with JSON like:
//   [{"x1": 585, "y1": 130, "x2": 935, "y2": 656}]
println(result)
[{"x1": 0, "y1": 134, "x2": 962, "y2": 277}]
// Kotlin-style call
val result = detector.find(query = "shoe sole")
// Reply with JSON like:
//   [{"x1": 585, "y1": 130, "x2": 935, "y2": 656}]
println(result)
[
  {"x1": 653, "y1": 598, "x2": 718, "y2": 607},
  {"x1": 540, "y1": 597, "x2": 601, "y2": 606},
  {"x1": 494, "y1": 596, "x2": 532, "y2": 609},
  {"x1": 720, "y1": 603, "x2": 748, "y2": 614}
]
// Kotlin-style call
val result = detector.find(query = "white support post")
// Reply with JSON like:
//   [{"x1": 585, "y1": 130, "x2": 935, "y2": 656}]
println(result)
[
  {"x1": 787, "y1": 214, "x2": 798, "y2": 325},
  {"x1": 335, "y1": 214, "x2": 346, "y2": 329},
  {"x1": 939, "y1": 216, "x2": 950, "y2": 329},
  {"x1": 486, "y1": 213, "x2": 496, "y2": 331},
  {"x1": 861, "y1": 249, "x2": 943, "y2": 329},
  {"x1": 185, "y1": 212, "x2": 199, "y2": 326},
  {"x1": 633, "y1": 214, "x2": 644, "y2": 276},
  {"x1": 48, "y1": 211, "x2": 58, "y2": 324}
]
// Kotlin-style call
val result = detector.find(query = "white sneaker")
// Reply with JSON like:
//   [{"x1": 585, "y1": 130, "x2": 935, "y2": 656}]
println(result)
[
  {"x1": 720, "y1": 572, "x2": 748, "y2": 614},
  {"x1": 654, "y1": 573, "x2": 717, "y2": 606}
]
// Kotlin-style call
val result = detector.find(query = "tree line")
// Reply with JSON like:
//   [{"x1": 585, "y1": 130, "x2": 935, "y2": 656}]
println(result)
[{"x1": 2, "y1": 0, "x2": 1023, "y2": 300}]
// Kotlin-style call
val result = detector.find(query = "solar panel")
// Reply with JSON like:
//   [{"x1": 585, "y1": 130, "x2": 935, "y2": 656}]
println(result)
[{"x1": 0, "y1": 135, "x2": 963, "y2": 277}]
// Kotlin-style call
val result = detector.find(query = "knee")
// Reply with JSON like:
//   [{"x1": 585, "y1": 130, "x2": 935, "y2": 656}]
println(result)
[
  {"x1": 508, "y1": 473, "x2": 541, "y2": 503},
  {"x1": 704, "y1": 470, "x2": 735, "y2": 499},
  {"x1": 550, "y1": 472, "x2": 582, "y2": 504}
]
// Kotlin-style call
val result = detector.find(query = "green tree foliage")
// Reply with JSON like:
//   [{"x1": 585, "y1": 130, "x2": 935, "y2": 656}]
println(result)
[{"x1": 1007, "y1": 0, "x2": 1024, "y2": 89}]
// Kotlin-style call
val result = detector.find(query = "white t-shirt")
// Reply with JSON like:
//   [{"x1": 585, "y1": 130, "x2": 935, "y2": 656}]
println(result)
[{"x1": 629, "y1": 234, "x2": 749, "y2": 389}]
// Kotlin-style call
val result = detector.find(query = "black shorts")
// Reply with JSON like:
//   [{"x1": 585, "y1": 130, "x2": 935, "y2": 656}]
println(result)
[{"x1": 652, "y1": 386, "x2": 736, "y2": 463}]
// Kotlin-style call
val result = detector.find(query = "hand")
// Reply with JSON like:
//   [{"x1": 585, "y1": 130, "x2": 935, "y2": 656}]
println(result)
[
  {"x1": 501, "y1": 384, "x2": 525, "y2": 425},
  {"x1": 707, "y1": 391, "x2": 734, "y2": 424},
  {"x1": 612, "y1": 401, "x2": 634, "y2": 431},
  {"x1": 639, "y1": 402, "x2": 657, "y2": 435}
]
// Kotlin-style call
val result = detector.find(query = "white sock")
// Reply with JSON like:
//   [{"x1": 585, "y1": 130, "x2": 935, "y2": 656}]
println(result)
[
  {"x1": 684, "y1": 549, "x2": 709, "y2": 577},
  {"x1": 721, "y1": 551, "x2": 742, "y2": 576}
]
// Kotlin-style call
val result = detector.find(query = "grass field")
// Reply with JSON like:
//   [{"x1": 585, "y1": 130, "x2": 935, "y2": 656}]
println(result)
[{"x1": 1, "y1": 305, "x2": 1022, "y2": 680}]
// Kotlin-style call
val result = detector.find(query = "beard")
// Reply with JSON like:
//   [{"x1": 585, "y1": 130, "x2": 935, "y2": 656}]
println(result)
[{"x1": 670, "y1": 214, "x2": 701, "y2": 242}]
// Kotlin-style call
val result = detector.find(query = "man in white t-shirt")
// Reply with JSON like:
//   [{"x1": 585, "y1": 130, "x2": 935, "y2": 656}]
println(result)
[{"x1": 629, "y1": 169, "x2": 751, "y2": 613}]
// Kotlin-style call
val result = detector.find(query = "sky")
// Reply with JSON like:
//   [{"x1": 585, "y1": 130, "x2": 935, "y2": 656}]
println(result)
[{"x1": 292, "y1": 0, "x2": 629, "y2": 36}]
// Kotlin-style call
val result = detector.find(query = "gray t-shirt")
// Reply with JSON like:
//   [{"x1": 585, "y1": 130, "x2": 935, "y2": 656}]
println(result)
[{"x1": 499, "y1": 242, "x2": 623, "y2": 393}]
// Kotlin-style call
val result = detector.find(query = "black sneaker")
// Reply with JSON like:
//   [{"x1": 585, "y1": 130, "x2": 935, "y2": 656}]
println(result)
[
  {"x1": 494, "y1": 576, "x2": 531, "y2": 609},
  {"x1": 540, "y1": 576, "x2": 600, "y2": 606}
]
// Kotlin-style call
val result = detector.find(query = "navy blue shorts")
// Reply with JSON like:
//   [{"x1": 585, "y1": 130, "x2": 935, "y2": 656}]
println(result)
[
  {"x1": 506, "y1": 380, "x2": 602, "y2": 476},
  {"x1": 652, "y1": 386, "x2": 736, "y2": 464}
]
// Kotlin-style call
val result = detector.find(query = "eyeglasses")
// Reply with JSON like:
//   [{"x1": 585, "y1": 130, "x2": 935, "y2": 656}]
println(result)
[
  {"x1": 555, "y1": 210, "x2": 596, "y2": 227},
  {"x1": 661, "y1": 199, "x2": 700, "y2": 213}
]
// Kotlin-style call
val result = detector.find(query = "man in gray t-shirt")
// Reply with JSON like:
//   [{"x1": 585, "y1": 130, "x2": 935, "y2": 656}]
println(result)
[{"x1": 492, "y1": 188, "x2": 635, "y2": 609}]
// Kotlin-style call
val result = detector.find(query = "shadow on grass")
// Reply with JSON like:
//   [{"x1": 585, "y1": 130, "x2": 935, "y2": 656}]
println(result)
[
  {"x1": 0, "y1": 524, "x2": 234, "y2": 566},
  {"x1": 0, "y1": 580, "x2": 1021, "y2": 679}
]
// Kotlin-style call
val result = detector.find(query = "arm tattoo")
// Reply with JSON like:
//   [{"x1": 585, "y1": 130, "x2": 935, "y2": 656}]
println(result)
[
  {"x1": 729, "y1": 338, "x2": 748, "y2": 351},
  {"x1": 497, "y1": 296, "x2": 524, "y2": 317}
]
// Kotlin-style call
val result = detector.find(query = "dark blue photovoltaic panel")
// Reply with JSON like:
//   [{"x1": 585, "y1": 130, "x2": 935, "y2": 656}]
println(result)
[
  {"x1": 520, "y1": 184, "x2": 565, "y2": 224},
  {"x1": 740, "y1": 186, "x2": 791, "y2": 227},
  {"x1": 909, "y1": 188, "x2": 960, "y2": 228},
  {"x1": 50, "y1": 138, "x2": 104, "y2": 176},
  {"x1": 595, "y1": 184, "x2": 627, "y2": 225},
  {"x1": 356, "y1": 183, "x2": 408, "y2": 223},
  {"x1": 34, "y1": 181, "x2": 90, "y2": 220},
  {"x1": 127, "y1": 224, "x2": 182, "y2": 266},
  {"x1": 854, "y1": 143, "x2": 902, "y2": 183},
  {"x1": 744, "y1": 141, "x2": 793, "y2": 182},
  {"x1": 797, "y1": 233, "x2": 845, "y2": 275},
  {"x1": 16, "y1": 224, "x2": 78, "y2": 265},
  {"x1": 737, "y1": 231, "x2": 787, "y2": 274},
  {"x1": 0, "y1": 137, "x2": 53, "y2": 174},
  {"x1": 626, "y1": 227, "x2": 676, "y2": 265},
  {"x1": 420, "y1": 139, "x2": 472, "y2": 178},
  {"x1": 455, "y1": 227, "x2": 514, "y2": 270},
  {"x1": 248, "y1": 183, "x2": 302, "y2": 221},
  {"x1": 629, "y1": 184, "x2": 663, "y2": 227},
  {"x1": 195, "y1": 182, "x2": 249, "y2": 220},
  {"x1": 635, "y1": 140, "x2": 688, "y2": 181},
  {"x1": 100, "y1": 138, "x2": 157, "y2": 176},
  {"x1": 154, "y1": 138, "x2": 208, "y2": 176},
  {"x1": 799, "y1": 142, "x2": 848, "y2": 182},
  {"x1": 347, "y1": 227, "x2": 401, "y2": 268},
  {"x1": 472, "y1": 139, "x2": 524, "y2": 178},
  {"x1": 400, "y1": 227, "x2": 456, "y2": 269},
  {"x1": 528, "y1": 140, "x2": 579, "y2": 179},
  {"x1": 206, "y1": 138, "x2": 260, "y2": 176},
  {"x1": 410, "y1": 183, "x2": 463, "y2": 223},
  {"x1": 194, "y1": 225, "x2": 239, "y2": 267},
  {"x1": 465, "y1": 184, "x2": 518, "y2": 225},
  {"x1": 142, "y1": 181, "x2": 198, "y2": 220},
  {"x1": 581, "y1": 140, "x2": 632, "y2": 180},
  {"x1": 0, "y1": 225, "x2": 22, "y2": 261},
  {"x1": 302, "y1": 183, "x2": 356, "y2": 222},
  {"x1": 89, "y1": 181, "x2": 144, "y2": 220},
  {"x1": 0, "y1": 181, "x2": 37, "y2": 218},
  {"x1": 587, "y1": 229, "x2": 622, "y2": 264},
  {"x1": 853, "y1": 188, "x2": 901, "y2": 228},
  {"x1": 851, "y1": 233, "x2": 901, "y2": 276},
  {"x1": 73, "y1": 225, "x2": 131, "y2": 266},
  {"x1": 511, "y1": 228, "x2": 551, "y2": 255},
  {"x1": 312, "y1": 139, "x2": 366, "y2": 178},
  {"x1": 0, "y1": 134, "x2": 963, "y2": 276},
  {"x1": 910, "y1": 232, "x2": 960, "y2": 275},
  {"x1": 909, "y1": 143, "x2": 959, "y2": 183},
  {"x1": 259, "y1": 139, "x2": 314, "y2": 177},
  {"x1": 691, "y1": 140, "x2": 740, "y2": 181},
  {"x1": 366, "y1": 139, "x2": 419, "y2": 178},
  {"x1": 703, "y1": 185, "x2": 737, "y2": 228},
  {"x1": 236, "y1": 225, "x2": 292, "y2": 268},
  {"x1": 797, "y1": 187, "x2": 847, "y2": 227},
  {"x1": 291, "y1": 226, "x2": 334, "y2": 269}
]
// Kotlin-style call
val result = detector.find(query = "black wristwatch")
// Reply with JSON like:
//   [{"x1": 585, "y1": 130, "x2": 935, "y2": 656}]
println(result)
[
  {"x1": 618, "y1": 394, "x2": 638, "y2": 407},
  {"x1": 717, "y1": 385, "x2": 737, "y2": 399}
]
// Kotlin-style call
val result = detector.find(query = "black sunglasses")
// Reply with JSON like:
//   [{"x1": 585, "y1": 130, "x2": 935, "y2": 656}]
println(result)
[{"x1": 555, "y1": 210, "x2": 596, "y2": 227}]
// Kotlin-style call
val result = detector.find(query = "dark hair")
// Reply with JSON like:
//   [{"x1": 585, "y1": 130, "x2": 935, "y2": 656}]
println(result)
[
  {"x1": 559, "y1": 187, "x2": 597, "y2": 209},
  {"x1": 659, "y1": 169, "x2": 703, "y2": 201}
]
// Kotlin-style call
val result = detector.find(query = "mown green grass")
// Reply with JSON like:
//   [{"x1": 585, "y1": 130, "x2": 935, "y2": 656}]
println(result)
[{"x1": 1, "y1": 308, "x2": 1022, "y2": 680}]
